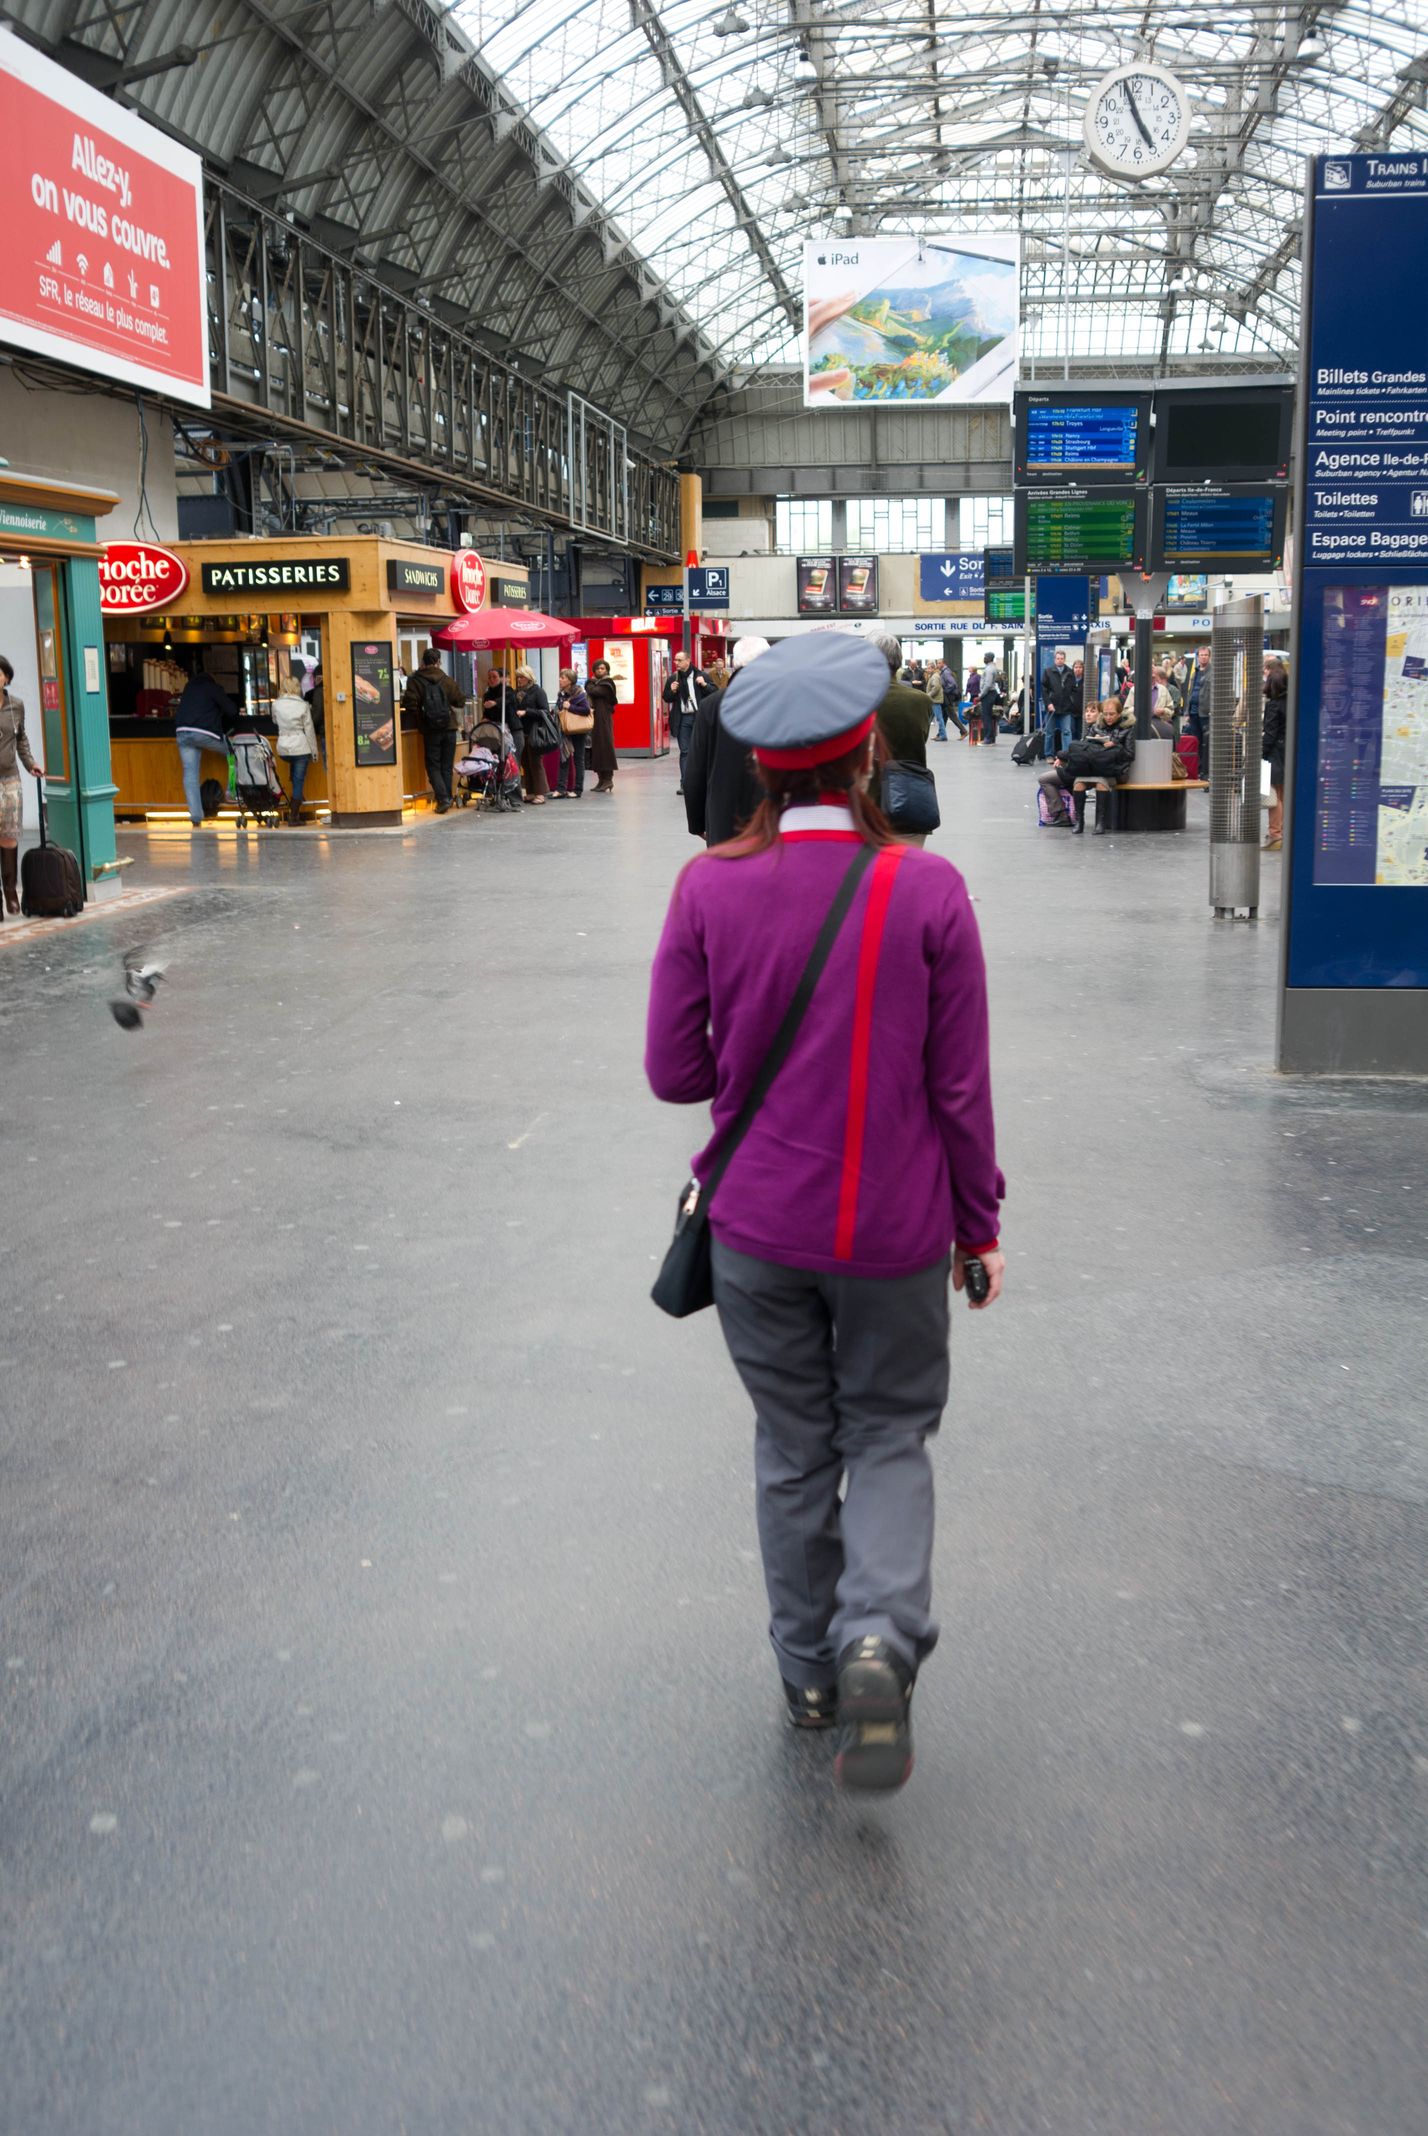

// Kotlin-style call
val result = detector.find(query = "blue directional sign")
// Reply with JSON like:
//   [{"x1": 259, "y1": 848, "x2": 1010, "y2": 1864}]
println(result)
[
  {"x1": 646, "y1": 566, "x2": 730, "y2": 613},
  {"x1": 919, "y1": 552, "x2": 984, "y2": 602},
  {"x1": 689, "y1": 565, "x2": 729, "y2": 607}
]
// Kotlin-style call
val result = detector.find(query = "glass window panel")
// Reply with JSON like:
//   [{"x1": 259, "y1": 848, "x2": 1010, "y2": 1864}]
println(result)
[
  {"x1": 775, "y1": 499, "x2": 833, "y2": 553},
  {"x1": 845, "y1": 499, "x2": 946, "y2": 552},
  {"x1": 958, "y1": 497, "x2": 1014, "y2": 550}
]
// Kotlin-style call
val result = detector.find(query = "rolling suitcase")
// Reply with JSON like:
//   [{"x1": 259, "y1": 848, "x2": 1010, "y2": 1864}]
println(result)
[
  {"x1": 1010, "y1": 728, "x2": 1046, "y2": 766},
  {"x1": 20, "y1": 781, "x2": 85, "y2": 919}
]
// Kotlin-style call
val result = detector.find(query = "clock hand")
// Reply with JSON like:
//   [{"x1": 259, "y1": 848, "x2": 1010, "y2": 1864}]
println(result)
[{"x1": 1123, "y1": 82, "x2": 1156, "y2": 151}]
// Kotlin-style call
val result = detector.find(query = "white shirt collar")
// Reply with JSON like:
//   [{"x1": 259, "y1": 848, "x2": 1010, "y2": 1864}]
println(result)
[{"x1": 779, "y1": 803, "x2": 856, "y2": 836}]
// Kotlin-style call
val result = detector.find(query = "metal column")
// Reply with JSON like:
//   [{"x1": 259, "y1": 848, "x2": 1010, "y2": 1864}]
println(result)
[{"x1": 1209, "y1": 595, "x2": 1265, "y2": 919}]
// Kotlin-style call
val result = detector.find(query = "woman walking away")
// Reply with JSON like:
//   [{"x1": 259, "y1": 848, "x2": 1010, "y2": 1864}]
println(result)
[
  {"x1": 645, "y1": 633, "x2": 1004, "y2": 1793},
  {"x1": 1262, "y1": 656, "x2": 1288, "y2": 851},
  {"x1": 272, "y1": 682, "x2": 320, "y2": 825},
  {"x1": 587, "y1": 659, "x2": 619, "y2": 794},
  {"x1": 0, "y1": 654, "x2": 42, "y2": 916}
]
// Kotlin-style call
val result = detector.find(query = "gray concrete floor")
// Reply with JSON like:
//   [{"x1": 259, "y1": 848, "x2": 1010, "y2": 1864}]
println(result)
[{"x1": 2, "y1": 755, "x2": 1426, "y2": 2136}]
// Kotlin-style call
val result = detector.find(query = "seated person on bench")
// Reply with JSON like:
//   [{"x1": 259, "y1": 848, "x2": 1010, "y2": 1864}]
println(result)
[{"x1": 1037, "y1": 695, "x2": 1137, "y2": 828}]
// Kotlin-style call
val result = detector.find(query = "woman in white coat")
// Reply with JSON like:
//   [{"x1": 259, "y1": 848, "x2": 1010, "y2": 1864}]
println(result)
[{"x1": 272, "y1": 689, "x2": 320, "y2": 824}]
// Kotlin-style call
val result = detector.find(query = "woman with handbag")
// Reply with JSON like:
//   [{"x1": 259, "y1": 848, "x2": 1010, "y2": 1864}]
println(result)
[
  {"x1": 513, "y1": 666, "x2": 555, "y2": 805},
  {"x1": 556, "y1": 669, "x2": 594, "y2": 798},
  {"x1": 645, "y1": 633, "x2": 1003, "y2": 1794},
  {"x1": 586, "y1": 659, "x2": 619, "y2": 795}
]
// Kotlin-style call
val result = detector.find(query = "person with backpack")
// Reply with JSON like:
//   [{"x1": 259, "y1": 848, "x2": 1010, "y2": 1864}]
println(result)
[
  {"x1": 173, "y1": 665, "x2": 238, "y2": 828},
  {"x1": 645, "y1": 632, "x2": 1003, "y2": 1793},
  {"x1": 403, "y1": 647, "x2": 465, "y2": 813}
]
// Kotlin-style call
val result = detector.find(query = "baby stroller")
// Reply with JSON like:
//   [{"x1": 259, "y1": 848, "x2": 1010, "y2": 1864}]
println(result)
[
  {"x1": 457, "y1": 720, "x2": 522, "y2": 812},
  {"x1": 229, "y1": 727, "x2": 286, "y2": 828}
]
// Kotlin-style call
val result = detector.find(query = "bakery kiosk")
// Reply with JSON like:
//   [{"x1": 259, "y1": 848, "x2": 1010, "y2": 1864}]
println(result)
[{"x1": 104, "y1": 536, "x2": 527, "y2": 827}]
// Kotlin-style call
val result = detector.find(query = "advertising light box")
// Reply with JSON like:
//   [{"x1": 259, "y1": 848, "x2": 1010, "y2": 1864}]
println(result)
[
  {"x1": 803, "y1": 235, "x2": 1019, "y2": 407},
  {"x1": 1015, "y1": 388, "x2": 1150, "y2": 485},
  {"x1": 1014, "y1": 488, "x2": 1145, "y2": 575},
  {"x1": 1152, "y1": 485, "x2": 1287, "y2": 571},
  {"x1": 797, "y1": 556, "x2": 837, "y2": 614},
  {"x1": 0, "y1": 28, "x2": 209, "y2": 407}
]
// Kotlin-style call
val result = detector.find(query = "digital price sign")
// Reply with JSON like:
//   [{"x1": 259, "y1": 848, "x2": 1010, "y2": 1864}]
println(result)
[
  {"x1": 1014, "y1": 488, "x2": 1145, "y2": 574},
  {"x1": 1015, "y1": 389, "x2": 1150, "y2": 484},
  {"x1": 1152, "y1": 485, "x2": 1287, "y2": 569}
]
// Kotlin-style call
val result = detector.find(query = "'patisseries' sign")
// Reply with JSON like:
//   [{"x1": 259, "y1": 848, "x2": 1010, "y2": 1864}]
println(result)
[{"x1": 200, "y1": 557, "x2": 350, "y2": 594}]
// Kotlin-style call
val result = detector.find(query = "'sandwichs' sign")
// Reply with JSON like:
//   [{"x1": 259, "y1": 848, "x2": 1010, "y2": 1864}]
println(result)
[{"x1": 200, "y1": 557, "x2": 351, "y2": 595}]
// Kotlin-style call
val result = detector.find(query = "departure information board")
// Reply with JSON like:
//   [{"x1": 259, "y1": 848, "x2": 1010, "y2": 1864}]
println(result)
[
  {"x1": 986, "y1": 588, "x2": 1025, "y2": 624},
  {"x1": 1155, "y1": 486, "x2": 1284, "y2": 568},
  {"x1": 1025, "y1": 401, "x2": 1140, "y2": 474},
  {"x1": 983, "y1": 545, "x2": 1018, "y2": 592},
  {"x1": 1016, "y1": 488, "x2": 1143, "y2": 573}
]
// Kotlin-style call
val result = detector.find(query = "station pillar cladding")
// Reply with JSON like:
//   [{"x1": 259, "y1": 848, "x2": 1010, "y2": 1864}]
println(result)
[
  {"x1": 0, "y1": 471, "x2": 121, "y2": 898},
  {"x1": 1280, "y1": 151, "x2": 1428, "y2": 1074}
]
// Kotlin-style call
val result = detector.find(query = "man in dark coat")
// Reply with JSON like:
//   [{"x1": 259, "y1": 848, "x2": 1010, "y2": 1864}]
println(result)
[
  {"x1": 402, "y1": 647, "x2": 465, "y2": 813},
  {"x1": 663, "y1": 650, "x2": 713, "y2": 797},
  {"x1": 684, "y1": 637, "x2": 768, "y2": 846}
]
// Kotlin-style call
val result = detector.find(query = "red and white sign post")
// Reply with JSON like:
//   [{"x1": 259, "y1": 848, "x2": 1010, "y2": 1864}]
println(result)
[
  {"x1": 451, "y1": 550, "x2": 488, "y2": 613},
  {"x1": 98, "y1": 541, "x2": 190, "y2": 614},
  {"x1": 0, "y1": 28, "x2": 209, "y2": 407}
]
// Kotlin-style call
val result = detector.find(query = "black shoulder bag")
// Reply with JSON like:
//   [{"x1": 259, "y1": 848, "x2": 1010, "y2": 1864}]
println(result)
[
  {"x1": 880, "y1": 760, "x2": 940, "y2": 836},
  {"x1": 651, "y1": 844, "x2": 876, "y2": 1318}
]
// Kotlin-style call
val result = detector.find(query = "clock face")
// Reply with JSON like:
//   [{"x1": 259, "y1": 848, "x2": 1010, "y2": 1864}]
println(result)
[{"x1": 1084, "y1": 64, "x2": 1191, "y2": 179}]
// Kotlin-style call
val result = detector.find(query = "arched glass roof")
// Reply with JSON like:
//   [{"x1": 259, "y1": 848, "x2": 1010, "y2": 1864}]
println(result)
[{"x1": 459, "y1": 0, "x2": 1428, "y2": 374}]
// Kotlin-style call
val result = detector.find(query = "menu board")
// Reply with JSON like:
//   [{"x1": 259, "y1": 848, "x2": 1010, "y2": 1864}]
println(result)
[
  {"x1": 1025, "y1": 401, "x2": 1140, "y2": 475},
  {"x1": 1156, "y1": 486, "x2": 1283, "y2": 568},
  {"x1": 1017, "y1": 489, "x2": 1142, "y2": 572},
  {"x1": 351, "y1": 641, "x2": 397, "y2": 766},
  {"x1": 1313, "y1": 585, "x2": 1428, "y2": 886},
  {"x1": 797, "y1": 556, "x2": 836, "y2": 614},
  {"x1": 838, "y1": 555, "x2": 880, "y2": 614}
]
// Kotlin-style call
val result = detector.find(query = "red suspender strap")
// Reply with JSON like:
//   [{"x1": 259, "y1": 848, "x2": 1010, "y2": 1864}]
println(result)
[{"x1": 834, "y1": 844, "x2": 907, "y2": 1262}]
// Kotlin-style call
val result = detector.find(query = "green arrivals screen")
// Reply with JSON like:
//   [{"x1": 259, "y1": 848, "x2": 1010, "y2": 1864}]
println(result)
[
  {"x1": 1025, "y1": 494, "x2": 1137, "y2": 567},
  {"x1": 987, "y1": 590, "x2": 1025, "y2": 623}
]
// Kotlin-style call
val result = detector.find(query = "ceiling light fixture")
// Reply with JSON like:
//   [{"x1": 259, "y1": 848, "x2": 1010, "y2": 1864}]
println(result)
[
  {"x1": 741, "y1": 84, "x2": 776, "y2": 109},
  {"x1": 711, "y1": 7, "x2": 750, "y2": 35},
  {"x1": 794, "y1": 46, "x2": 818, "y2": 80},
  {"x1": 1295, "y1": 33, "x2": 1327, "y2": 62},
  {"x1": 763, "y1": 145, "x2": 793, "y2": 166}
]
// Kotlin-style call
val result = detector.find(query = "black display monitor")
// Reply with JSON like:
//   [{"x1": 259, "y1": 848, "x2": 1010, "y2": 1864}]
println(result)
[
  {"x1": 1151, "y1": 385, "x2": 1293, "y2": 486},
  {"x1": 1152, "y1": 485, "x2": 1289, "y2": 570},
  {"x1": 1014, "y1": 487, "x2": 1146, "y2": 575},
  {"x1": 1015, "y1": 388, "x2": 1151, "y2": 485},
  {"x1": 983, "y1": 545, "x2": 1018, "y2": 592}
]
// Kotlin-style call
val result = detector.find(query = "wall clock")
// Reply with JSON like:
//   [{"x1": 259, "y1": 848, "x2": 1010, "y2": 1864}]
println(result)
[{"x1": 1083, "y1": 64, "x2": 1192, "y2": 180}]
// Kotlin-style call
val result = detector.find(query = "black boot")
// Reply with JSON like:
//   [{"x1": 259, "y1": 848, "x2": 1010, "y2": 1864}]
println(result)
[
  {"x1": 1, "y1": 845, "x2": 18, "y2": 915},
  {"x1": 834, "y1": 1636, "x2": 915, "y2": 1792}
]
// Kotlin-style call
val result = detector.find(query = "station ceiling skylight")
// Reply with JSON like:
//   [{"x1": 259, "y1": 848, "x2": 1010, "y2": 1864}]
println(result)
[{"x1": 458, "y1": 1, "x2": 1428, "y2": 374}]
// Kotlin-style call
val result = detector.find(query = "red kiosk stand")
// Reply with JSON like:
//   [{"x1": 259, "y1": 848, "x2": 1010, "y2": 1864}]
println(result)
[{"x1": 569, "y1": 617, "x2": 730, "y2": 758}]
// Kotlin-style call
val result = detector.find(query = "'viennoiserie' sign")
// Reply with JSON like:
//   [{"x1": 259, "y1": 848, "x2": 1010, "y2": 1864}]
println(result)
[{"x1": 200, "y1": 557, "x2": 350, "y2": 594}]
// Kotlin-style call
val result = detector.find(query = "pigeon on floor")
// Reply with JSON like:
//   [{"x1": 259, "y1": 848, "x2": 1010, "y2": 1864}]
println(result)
[{"x1": 110, "y1": 949, "x2": 167, "y2": 1030}]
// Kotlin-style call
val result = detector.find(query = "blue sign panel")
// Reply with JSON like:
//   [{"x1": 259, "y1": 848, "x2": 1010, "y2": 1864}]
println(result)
[
  {"x1": 645, "y1": 566, "x2": 730, "y2": 613},
  {"x1": 1034, "y1": 575, "x2": 1091, "y2": 721},
  {"x1": 919, "y1": 553, "x2": 984, "y2": 602},
  {"x1": 1287, "y1": 151, "x2": 1428, "y2": 997}
]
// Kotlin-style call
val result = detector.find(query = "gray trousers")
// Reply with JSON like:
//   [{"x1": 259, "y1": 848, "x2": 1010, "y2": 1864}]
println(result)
[{"x1": 711, "y1": 1239, "x2": 950, "y2": 1689}]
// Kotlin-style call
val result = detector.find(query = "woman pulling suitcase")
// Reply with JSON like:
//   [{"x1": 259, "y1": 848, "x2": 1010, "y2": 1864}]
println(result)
[{"x1": 645, "y1": 633, "x2": 1004, "y2": 1792}]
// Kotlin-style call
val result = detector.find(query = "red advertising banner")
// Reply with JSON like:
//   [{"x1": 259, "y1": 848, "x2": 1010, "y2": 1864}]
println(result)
[{"x1": 0, "y1": 29, "x2": 209, "y2": 408}]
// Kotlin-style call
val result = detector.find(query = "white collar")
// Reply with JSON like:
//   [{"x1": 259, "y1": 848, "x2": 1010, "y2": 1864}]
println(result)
[{"x1": 779, "y1": 803, "x2": 856, "y2": 836}]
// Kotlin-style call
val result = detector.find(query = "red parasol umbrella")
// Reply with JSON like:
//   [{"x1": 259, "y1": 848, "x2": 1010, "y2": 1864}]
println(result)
[{"x1": 432, "y1": 607, "x2": 580, "y2": 650}]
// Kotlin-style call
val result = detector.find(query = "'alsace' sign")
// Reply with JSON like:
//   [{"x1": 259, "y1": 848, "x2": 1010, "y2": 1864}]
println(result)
[
  {"x1": 99, "y1": 540, "x2": 189, "y2": 613},
  {"x1": 451, "y1": 549, "x2": 487, "y2": 613},
  {"x1": 387, "y1": 557, "x2": 446, "y2": 596},
  {"x1": 200, "y1": 557, "x2": 350, "y2": 595}
]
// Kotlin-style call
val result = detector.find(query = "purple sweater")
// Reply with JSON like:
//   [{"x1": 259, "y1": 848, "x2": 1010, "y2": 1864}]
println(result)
[{"x1": 646, "y1": 815, "x2": 1003, "y2": 1277}]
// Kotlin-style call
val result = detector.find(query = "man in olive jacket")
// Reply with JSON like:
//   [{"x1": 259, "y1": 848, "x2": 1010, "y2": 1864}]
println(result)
[{"x1": 868, "y1": 636, "x2": 932, "y2": 812}]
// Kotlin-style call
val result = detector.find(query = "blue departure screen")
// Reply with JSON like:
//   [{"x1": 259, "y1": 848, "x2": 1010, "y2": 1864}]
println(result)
[
  {"x1": 1162, "y1": 491, "x2": 1277, "y2": 561},
  {"x1": 1026, "y1": 401, "x2": 1139, "y2": 472}
]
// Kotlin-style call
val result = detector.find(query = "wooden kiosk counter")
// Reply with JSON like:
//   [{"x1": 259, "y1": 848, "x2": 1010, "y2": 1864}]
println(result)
[{"x1": 104, "y1": 536, "x2": 526, "y2": 826}]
